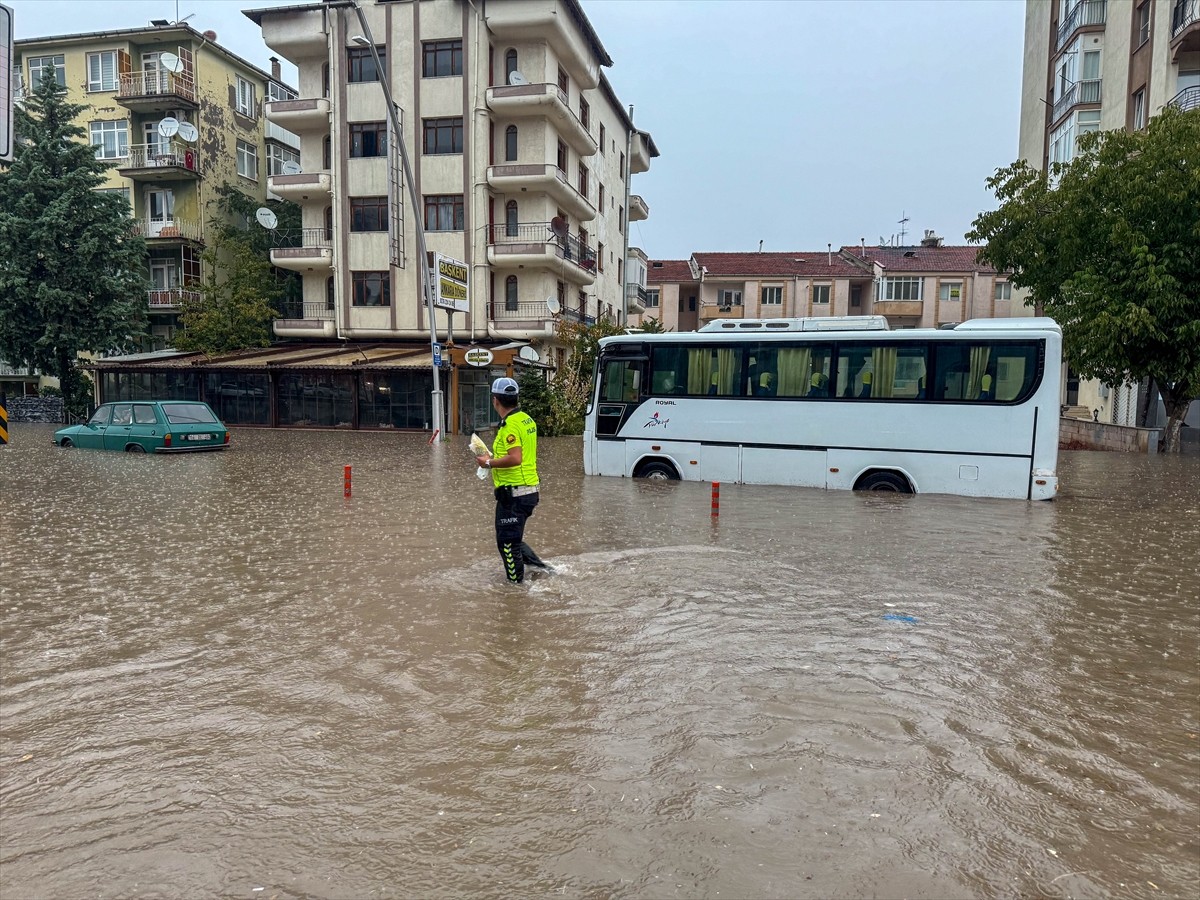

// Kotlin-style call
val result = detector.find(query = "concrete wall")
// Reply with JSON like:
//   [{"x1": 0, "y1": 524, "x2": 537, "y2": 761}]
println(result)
[
  {"x1": 4, "y1": 396, "x2": 65, "y2": 424},
  {"x1": 1059, "y1": 416, "x2": 1161, "y2": 453}
]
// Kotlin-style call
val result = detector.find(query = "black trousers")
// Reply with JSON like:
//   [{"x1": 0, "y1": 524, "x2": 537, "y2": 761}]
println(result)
[{"x1": 494, "y1": 489, "x2": 543, "y2": 583}]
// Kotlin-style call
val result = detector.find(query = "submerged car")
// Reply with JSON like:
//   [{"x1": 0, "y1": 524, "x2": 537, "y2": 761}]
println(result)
[{"x1": 53, "y1": 401, "x2": 231, "y2": 453}]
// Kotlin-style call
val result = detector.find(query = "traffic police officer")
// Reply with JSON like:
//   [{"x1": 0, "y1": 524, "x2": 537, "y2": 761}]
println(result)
[{"x1": 475, "y1": 377, "x2": 549, "y2": 583}]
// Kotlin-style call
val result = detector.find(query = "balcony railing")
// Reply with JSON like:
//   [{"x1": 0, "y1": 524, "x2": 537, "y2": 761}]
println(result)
[
  {"x1": 271, "y1": 227, "x2": 333, "y2": 249},
  {"x1": 490, "y1": 300, "x2": 593, "y2": 324},
  {"x1": 279, "y1": 301, "x2": 335, "y2": 320},
  {"x1": 148, "y1": 288, "x2": 200, "y2": 309},
  {"x1": 1052, "y1": 78, "x2": 1101, "y2": 124},
  {"x1": 625, "y1": 284, "x2": 649, "y2": 305},
  {"x1": 1057, "y1": 0, "x2": 1107, "y2": 50},
  {"x1": 121, "y1": 142, "x2": 201, "y2": 173},
  {"x1": 486, "y1": 222, "x2": 597, "y2": 270},
  {"x1": 1174, "y1": 0, "x2": 1199, "y2": 37},
  {"x1": 118, "y1": 71, "x2": 197, "y2": 103},
  {"x1": 1169, "y1": 84, "x2": 1200, "y2": 111},
  {"x1": 131, "y1": 218, "x2": 203, "y2": 241}
]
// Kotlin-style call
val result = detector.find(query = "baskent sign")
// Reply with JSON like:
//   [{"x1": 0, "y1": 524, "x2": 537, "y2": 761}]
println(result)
[
  {"x1": 464, "y1": 347, "x2": 494, "y2": 367},
  {"x1": 432, "y1": 254, "x2": 469, "y2": 313}
]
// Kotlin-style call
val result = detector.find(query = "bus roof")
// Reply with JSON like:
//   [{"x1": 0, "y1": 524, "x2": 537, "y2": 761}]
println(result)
[{"x1": 606, "y1": 317, "x2": 1061, "y2": 346}]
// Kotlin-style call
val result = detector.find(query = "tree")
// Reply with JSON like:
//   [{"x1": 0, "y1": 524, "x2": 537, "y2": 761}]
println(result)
[
  {"x1": 172, "y1": 234, "x2": 281, "y2": 354},
  {"x1": 968, "y1": 107, "x2": 1200, "y2": 452},
  {"x1": 0, "y1": 71, "x2": 148, "y2": 405},
  {"x1": 209, "y1": 182, "x2": 302, "y2": 315}
]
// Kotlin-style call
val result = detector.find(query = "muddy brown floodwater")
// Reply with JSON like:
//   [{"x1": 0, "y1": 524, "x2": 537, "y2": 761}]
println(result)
[{"x1": 1, "y1": 424, "x2": 1198, "y2": 899}]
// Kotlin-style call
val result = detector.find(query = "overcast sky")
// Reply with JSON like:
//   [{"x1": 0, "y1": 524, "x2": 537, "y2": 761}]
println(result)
[{"x1": 9, "y1": 0, "x2": 1027, "y2": 260}]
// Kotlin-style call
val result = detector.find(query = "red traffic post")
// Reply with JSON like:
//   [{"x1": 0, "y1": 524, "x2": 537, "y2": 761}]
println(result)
[
  {"x1": 344, "y1": 465, "x2": 352, "y2": 498},
  {"x1": 711, "y1": 481, "x2": 720, "y2": 516}
]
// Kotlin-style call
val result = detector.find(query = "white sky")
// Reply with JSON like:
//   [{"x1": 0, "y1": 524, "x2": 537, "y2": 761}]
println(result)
[{"x1": 8, "y1": 0, "x2": 1027, "y2": 259}]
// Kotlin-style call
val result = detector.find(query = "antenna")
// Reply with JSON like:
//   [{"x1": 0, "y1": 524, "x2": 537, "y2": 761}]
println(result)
[
  {"x1": 508, "y1": 70, "x2": 528, "y2": 86},
  {"x1": 177, "y1": 121, "x2": 197, "y2": 142},
  {"x1": 254, "y1": 207, "x2": 278, "y2": 229},
  {"x1": 281, "y1": 160, "x2": 302, "y2": 176},
  {"x1": 157, "y1": 117, "x2": 179, "y2": 138},
  {"x1": 897, "y1": 210, "x2": 910, "y2": 246},
  {"x1": 549, "y1": 216, "x2": 568, "y2": 239},
  {"x1": 159, "y1": 52, "x2": 184, "y2": 74},
  {"x1": 545, "y1": 295, "x2": 561, "y2": 315},
  {"x1": 518, "y1": 345, "x2": 539, "y2": 362}
]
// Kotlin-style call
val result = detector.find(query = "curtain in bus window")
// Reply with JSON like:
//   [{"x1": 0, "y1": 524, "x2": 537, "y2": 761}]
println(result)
[
  {"x1": 967, "y1": 346, "x2": 991, "y2": 400},
  {"x1": 687, "y1": 349, "x2": 710, "y2": 394},
  {"x1": 776, "y1": 347, "x2": 811, "y2": 397},
  {"x1": 715, "y1": 349, "x2": 739, "y2": 395},
  {"x1": 870, "y1": 347, "x2": 898, "y2": 399}
]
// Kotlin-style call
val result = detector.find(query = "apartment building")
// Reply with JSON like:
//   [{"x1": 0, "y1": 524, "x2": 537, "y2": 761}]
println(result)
[
  {"x1": 242, "y1": 0, "x2": 657, "y2": 433},
  {"x1": 13, "y1": 24, "x2": 299, "y2": 350},
  {"x1": 1018, "y1": 0, "x2": 1198, "y2": 430},
  {"x1": 636, "y1": 233, "x2": 1018, "y2": 333}
]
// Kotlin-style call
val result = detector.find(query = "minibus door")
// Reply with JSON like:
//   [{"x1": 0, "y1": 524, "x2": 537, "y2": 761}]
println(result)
[{"x1": 596, "y1": 353, "x2": 646, "y2": 437}]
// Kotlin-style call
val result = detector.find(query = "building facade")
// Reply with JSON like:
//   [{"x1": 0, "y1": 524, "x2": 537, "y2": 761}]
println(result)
[
  {"x1": 243, "y1": 0, "x2": 657, "y2": 432},
  {"x1": 13, "y1": 24, "x2": 299, "y2": 351},
  {"x1": 1018, "y1": 0, "x2": 1199, "y2": 433}
]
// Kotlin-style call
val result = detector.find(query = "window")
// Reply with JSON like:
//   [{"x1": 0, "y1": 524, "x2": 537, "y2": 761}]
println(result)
[
  {"x1": 350, "y1": 197, "x2": 388, "y2": 232},
  {"x1": 939, "y1": 282, "x2": 962, "y2": 302},
  {"x1": 267, "y1": 143, "x2": 300, "y2": 176},
  {"x1": 718, "y1": 290, "x2": 742, "y2": 309},
  {"x1": 932, "y1": 341, "x2": 1039, "y2": 403},
  {"x1": 505, "y1": 124, "x2": 518, "y2": 161},
  {"x1": 579, "y1": 96, "x2": 590, "y2": 130},
  {"x1": 761, "y1": 286, "x2": 783, "y2": 306},
  {"x1": 1132, "y1": 88, "x2": 1146, "y2": 130},
  {"x1": 1136, "y1": 2, "x2": 1150, "y2": 46},
  {"x1": 598, "y1": 183, "x2": 605, "y2": 211},
  {"x1": 268, "y1": 82, "x2": 296, "y2": 103},
  {"x1": 86, "y1": 51, "x2": 118, "y2": 92},
  {"x1": 424, "y1": 194, "x2": 464, "y2": 231},
  {"x1": 619, "y1": 152, "x2": 626, "y2": 180},
  {"x1": 422, "y1": 40, "x2": 462, "y2": 77},
  {"x1": 836, "y1": 343, "x2": 928, "y2": 400},
  {"x1": 28, "y1": 55, "x2": 65, "y2": 88},
  {"x1": 647, "y1": 289, "x2": 660, "y2": 308},
  {"x1": 504, "y1": 200, "x2": 518, "y2": 236},
  {"x1": 1077, "y1": 108, "x2": 1101, "y2": 145},
  {"x1": 90, "y1": 120, "x2": 129, "y2": 160},
  {"x1": 352, "y1": 272, "x2": 390, "y2": 306},
  {"x1": 577, "y1": 163, "x2": 589, "y2": 198},
  {"x1": 236, "y1": 76, "x2": 257, "y2": 117},
  {"x1": 556, "y1": 139, "x2": 568, "y2": 172},
  {"x1": 597, "y1": 242, "x2": 605, "y2": 272},
  {"x1": 599, "y1": 123, "x2": 606, "y2": 154},
  {"x1": 423, "y1": 117, "x2": 463, "y2": 154},
  {"x1": 326, "y1": 276, "x2": 336, "y2": 310},
  {"x1": 96, "y1": 186, "x2": 131, "y2": 207},
  {"x1": 619, "y1": 206, "x2": 625, "y2": 234},
  {"x1": 236, "y1": 140, "x2": 259, "y2": 179},
  {"x1": 348, "y1": 46, "x2": 384, "y2": 83},
  {"x1": 994, "y1": 281, "x2": 1012, "y2": 301},
  {"x1": 504, "y1": 49, "x2": 518, "y2": 82},
  {"x1": 323, "y1": 135, "x2": 332, "y2": 169},
  {"x1": 1049, "y1": 116, "x2": 1076, "y2": 165},
  {"x1": 505, "y1": 275, "x2": 519, "y2": 311},
  {"x1": 350, "y1": 122, "x2": 387, "y2": 158},
  {"x1": 557, "y1": 66, "x2": 568, "y2": 94},
  {"x1": 812, "y1": 284, "x2": 831, "y2": 305},
  {"x1": 878, "y1": 277, "x2": 922, "y2": 301}
]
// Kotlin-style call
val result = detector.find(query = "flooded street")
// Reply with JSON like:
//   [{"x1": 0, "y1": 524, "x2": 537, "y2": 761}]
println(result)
[{"x1": 2, "y1": 425, "x2": 1198, "y2": 899}]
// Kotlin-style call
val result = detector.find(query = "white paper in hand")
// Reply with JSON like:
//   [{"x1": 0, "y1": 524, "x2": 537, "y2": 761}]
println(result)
[{"x1": 470, "y1": 433, "x2": 491, "y2": 479}]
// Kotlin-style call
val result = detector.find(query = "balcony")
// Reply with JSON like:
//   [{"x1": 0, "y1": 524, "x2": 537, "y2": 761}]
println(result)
[
  {"x1": 267, "y1": 171, "x2": 332, "y2": 202},
  {"x1": 274, "y1": 301, "x2": 336, "y2": 339},
  {"x1": 1169, "y1": 85, "x2": 1200, "y2": 111},
  {"x1": 270, "y1": 228, "x2": 333, "y2": 272},
  {"x1": 625, "y1": 283, "x2": 648, "y2": 315},
  {"x1": 148, "y1": 288, "x2": 200, "y2": 310},
  {"x1": 131, "y1": 217, "x2": 203, "y2": 242},
  {"x1": 702, "y1": 303, "x2": 745, "y2": 321},
  {"x1": 484, "y1": 5, "x2": 601, "y2": 90},
  {"x1": 485, "y1": 83, "x2": 596, "y2": 155},
  {"x1": 264, "y1": 97, "x2": 331, "y2": 133},
  {"x1": 1056, "y1": 0, "x2": 1106, "y2": 51},
  {"x1": 875, "y1": 299, "x2": 924, "y2": 318},
  {"x1": 485, "y1": 223, "x2": 597, "y2": 285},
  {"x1": 1051, "y1": 78, "x2": 1101, "y2": 125},
  {"x1": 628, "y1": 194, "x2": 650, "y2": 222},
  {"x1": 630, "y1": 132, "x2": 652, "y2": 174},
  {"x1": 1173, "y1": 0, "x2": 1200, "y2": 57},
  {"x1": 486, "y1": 164, "x2": 595, "y2": 221},
  {"x1": 257, "y1": 8, "x2": 331, "y2": 60},
  {"x1": 117, "y1": 143, "x2": 201, "y2": 181},
  {"x1": 116, "y1": 71, "x2": 198, "y2": 113},
  {"x1": 490, "y1": 300, "x2": 593, "y2": 330}
]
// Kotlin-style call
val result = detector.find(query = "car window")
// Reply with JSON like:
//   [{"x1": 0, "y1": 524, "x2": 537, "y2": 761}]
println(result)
[
  {"x1": 133, "y1": 404, "x2": 158, "y2": 425},
  {"x1": 111, "y1": 404, "x2": 133, "y2": 426},
  {"x1": 162, "y1": 403, "x2": 219, "y2": 424},
  {"x1": 88, "y1": 406, "x2": 111, "y2": 426}
]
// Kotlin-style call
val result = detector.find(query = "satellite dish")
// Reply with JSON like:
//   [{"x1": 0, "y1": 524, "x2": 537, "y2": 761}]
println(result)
[
  {"x1": 159, "y1": 52, "x2": 184, "y2": 74},
  {"x1": 545, "y1": 296, "x2": 561, "y2": 316},
  {"x1": 549, "y1": 216, "x2": 568, "y2": 239},
  {"x1": 177, "y1": 121, "x2": 198, "y2": 142},
  {"x1": 281, "y1": 160, "x2": 302, "y2": 176},
  {"x1": 157, "y1": 117, "x2": 180, "y2": 138},
  {"x1": 518, "y1": 345, "x2": 539, "y2": 363},
  {"x1": 508, "y1": 70, "x2": 528, "y2": 86},
  {"x1": 255, "y1": 208, "x2": 278, "y2": 229},
  {"x1": 203, "y1": 30, "x2": 217, "y2": 40}
]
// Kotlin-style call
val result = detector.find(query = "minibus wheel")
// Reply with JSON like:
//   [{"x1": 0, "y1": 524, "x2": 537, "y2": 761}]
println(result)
[
  {"x1": 637, "y1": 460, "x2": 679, "y2": 481},
  {"x1": 856, "y1": 470, "x2": 912, "y2": 493}
]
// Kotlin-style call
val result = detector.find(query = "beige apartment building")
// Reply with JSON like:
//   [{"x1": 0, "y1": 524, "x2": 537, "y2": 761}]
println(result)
[
  {"x1": 637, "y1": 233, "x2": 1019, "y2": 333},
  {"x1": 1018, "y1": 0, "x2": 1198, "y2": 431},
  {"x1": 241, "y1": 0, "x2": 657, "y2": 433}
]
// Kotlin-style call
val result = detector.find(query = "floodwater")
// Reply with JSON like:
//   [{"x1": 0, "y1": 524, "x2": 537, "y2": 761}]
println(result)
[{"x1": 1, "y1": 425, "x2": 1198, "y2": 900}]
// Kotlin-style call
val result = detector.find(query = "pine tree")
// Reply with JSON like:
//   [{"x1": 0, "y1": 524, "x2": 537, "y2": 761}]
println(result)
[{"x1": 0, "y1": 71, "x2": 148, "y2": 406}]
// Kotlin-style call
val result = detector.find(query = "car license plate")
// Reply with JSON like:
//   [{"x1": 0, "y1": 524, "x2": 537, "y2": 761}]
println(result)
[{"x1": 187, "y1": 434, "x2": 211, "y2": 441}]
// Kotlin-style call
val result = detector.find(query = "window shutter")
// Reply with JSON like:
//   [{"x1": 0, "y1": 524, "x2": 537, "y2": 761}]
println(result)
[{"x1": 118, "y1": 49, "x2": 132, "y2": 76}]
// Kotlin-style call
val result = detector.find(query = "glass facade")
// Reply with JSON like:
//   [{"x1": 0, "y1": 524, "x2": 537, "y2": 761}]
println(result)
[
  {"x1": 205, "y1": 374, "x2": 270, "y2": 426},
  {"x1": 278, "y1": 373, "x2": 355, "y2": 428},
  {"x1": 359, "y1": 372, "x2": 434, "y2": 430}
]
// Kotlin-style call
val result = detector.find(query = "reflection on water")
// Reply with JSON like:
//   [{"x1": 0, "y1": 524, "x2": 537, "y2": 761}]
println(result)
[{"x1": 2, "y1": 426, "x2": 1198, "y2": 899}]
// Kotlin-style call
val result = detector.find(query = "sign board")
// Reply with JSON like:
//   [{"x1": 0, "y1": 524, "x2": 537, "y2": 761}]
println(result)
[
  {"x1": 464, "y1": 347, "x2": 493, "y2": 367},
  {"x1": 432, "y1": 253, "x2": 469, "y2": 313},
  {"x1": 1, "y1": 4, "x2": 13, "y2": 164},
  {"x1": 432, "y1": 343, "x2": 442, "y2": 367}
]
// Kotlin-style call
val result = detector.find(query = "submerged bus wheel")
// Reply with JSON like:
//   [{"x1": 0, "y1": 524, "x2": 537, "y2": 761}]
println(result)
[
  {"x1": 856, "y1": 470, "x2": 912, "y2": 493},
  {"x1": 636, "y1": 460, "x2": 680, "y2": 481}
]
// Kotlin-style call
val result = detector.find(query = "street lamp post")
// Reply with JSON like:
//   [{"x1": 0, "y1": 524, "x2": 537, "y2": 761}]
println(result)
[{"x1": 350, "y1": 6, "x2": 443, "y2": 436}]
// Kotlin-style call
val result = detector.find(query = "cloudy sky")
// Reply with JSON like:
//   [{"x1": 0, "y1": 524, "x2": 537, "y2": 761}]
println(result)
[{"x1": 9, "y1": 0, "x2": 1028, "y2": 260}]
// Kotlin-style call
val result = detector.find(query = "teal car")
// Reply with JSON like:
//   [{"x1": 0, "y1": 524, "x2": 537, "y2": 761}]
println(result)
[{"x1": 53, "y1": 401, "x2": 230, "y2": 453}]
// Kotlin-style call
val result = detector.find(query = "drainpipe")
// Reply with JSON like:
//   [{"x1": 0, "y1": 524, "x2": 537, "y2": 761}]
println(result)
[{"x1": 621, "y1": 105, "x2": 634, "y2": 324}]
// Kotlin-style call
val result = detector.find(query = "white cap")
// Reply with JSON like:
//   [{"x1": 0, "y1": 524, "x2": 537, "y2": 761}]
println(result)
[{"x1": 491, "y1": 376, "x2": 519, "y2": 397}]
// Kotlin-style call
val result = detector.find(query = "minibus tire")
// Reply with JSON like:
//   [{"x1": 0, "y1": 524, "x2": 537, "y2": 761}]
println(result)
[
  {"x1": 637, "y1": 460, "x2": 679, "y2": 481},
  {"x1": 856, "y1": 470, "x2": 912, "y2": 493}
]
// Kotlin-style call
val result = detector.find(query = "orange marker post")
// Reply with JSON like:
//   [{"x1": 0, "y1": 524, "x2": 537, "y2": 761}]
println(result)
[
  {"x1": 344, "y1": 465, "x2": 352, "y2": 498},
  {"x1": 711, "y1": 481, "x2": 720, "y2": 516}
]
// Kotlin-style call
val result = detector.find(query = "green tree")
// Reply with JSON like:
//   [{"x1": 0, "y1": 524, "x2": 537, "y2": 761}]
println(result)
[
  {"x1": 173, "y1": 234, "x2": 280, "y2": 354},
  {"x1": 968, "y1": 106, "x2": 1200, "y2": 452},
  {"x1": 0, "y1": 71, "x2": 147, "y2": 404},
  {"x1": 209, "y1": 182, "x2": 302, "y2": 315}
]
